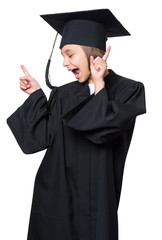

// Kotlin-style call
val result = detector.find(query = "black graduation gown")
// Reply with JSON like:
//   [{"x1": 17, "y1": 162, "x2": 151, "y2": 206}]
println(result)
[{"x1": 7, "y1": 69, "x2": 146, "y2": 240}]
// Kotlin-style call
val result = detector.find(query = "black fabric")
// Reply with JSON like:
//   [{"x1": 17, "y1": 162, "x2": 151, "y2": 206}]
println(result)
[
  {"x1": 40, "y1": 9, "x2": 130, "y2": 51},
  {"x1": 7, "y1": 69, "x2": 146, "y2": 240},
  {"x1": 60, "y1": 19, "x2": 106, "y2": 51}
]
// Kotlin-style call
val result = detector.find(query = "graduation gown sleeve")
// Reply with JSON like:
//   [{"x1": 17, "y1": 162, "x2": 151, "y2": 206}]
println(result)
[
  {"x1": 62, "y1": 81, "x2": 146, "y2": 144},
  {"x1": 7, "y1": 88, "x2": 55, "y2": 154}
]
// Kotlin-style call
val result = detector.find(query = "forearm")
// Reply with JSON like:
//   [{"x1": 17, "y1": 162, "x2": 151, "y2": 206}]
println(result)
[{"x1": 7, "y1": 89, "x2": 52, "y2": 154}]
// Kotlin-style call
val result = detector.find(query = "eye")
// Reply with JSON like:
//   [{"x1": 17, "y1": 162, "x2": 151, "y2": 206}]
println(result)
[{"x1": 69, "y1": 54, "x2": 73, "y2": 58}]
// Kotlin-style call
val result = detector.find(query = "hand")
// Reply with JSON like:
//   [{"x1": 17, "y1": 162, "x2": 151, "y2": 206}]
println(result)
[
  {"x1": 90, "y1": 46, "x2": 111, "y2": 83},
  {"x1": 19, "y1": 65, "x2": 41, "y2": 95}
]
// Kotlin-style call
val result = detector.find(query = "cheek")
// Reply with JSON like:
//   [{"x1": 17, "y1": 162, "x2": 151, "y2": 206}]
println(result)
[
  {"x1": 78, "y1": 55, "x2": 88, "y2": 69},
  {"x1": 73, "y1": 54, "x2": 90, "y2": 76},
  {"x1": 82, "y1": 60, "x2": 90, "y2": 75},
  {"x1": 80, "y1": 64, "x2": 90, "y2": 81},
  {"x1": 70, "y1": 57, "x2": 79, "y2": 67}
]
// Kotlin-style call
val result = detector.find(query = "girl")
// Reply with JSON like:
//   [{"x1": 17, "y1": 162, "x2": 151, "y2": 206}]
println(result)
[{"x1": 7, "y1": 9, "x2": 146, "y2": 240}]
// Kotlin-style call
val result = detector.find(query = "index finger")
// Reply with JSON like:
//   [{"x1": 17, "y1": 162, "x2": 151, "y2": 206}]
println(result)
[
  {"x1": 102, "y1": 46, "x2": 111, "y2": 61},
  {"x1": 21, "y1": 65, "x2": 31, "y2": 77}
]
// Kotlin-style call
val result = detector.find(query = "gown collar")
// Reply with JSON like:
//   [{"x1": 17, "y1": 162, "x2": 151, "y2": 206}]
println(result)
[{"x1": 76, "y1": 69, "x2": 115, "y2": 97}]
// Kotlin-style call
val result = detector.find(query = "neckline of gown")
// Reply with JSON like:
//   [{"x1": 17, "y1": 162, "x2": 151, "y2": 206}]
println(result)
[{"x1": 77, "y1": 69, "x2": 115, "y2": 97}]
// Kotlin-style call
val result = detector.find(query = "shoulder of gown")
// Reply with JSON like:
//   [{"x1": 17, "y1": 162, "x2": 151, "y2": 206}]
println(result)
[{"x1": 104, "y1": 69, "x2": 145, "y2": 103}]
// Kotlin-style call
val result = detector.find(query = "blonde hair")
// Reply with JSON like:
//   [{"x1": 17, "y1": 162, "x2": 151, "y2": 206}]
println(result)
[{"x1": 80, "y1": 45, "x2": 105, "y2": 69}]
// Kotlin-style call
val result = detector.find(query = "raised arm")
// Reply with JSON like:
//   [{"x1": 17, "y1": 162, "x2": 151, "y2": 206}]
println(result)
[{"x1": 7, "y1": 66, "x2": 56, "y2": 154}]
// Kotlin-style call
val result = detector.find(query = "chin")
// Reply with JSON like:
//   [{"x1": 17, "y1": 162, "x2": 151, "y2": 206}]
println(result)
[
  {"x1": 77, "y1": 77, "x2": 84, "y2": 82},
  {"x1": 78, "y1": 75, "x2": 89, "y2": 83},
  {"x1": 78, "y1": 78, "x2": 87, "y2": 83}
]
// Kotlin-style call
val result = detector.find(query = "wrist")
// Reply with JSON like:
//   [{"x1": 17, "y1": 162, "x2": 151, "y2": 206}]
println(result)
[
  {"x1": 94, "y1": 81, "x2": 105, "y2": 95},
  {"x1": 29, "y1": 87, "x2": 41, "y2": 95},
  {"x1": 94, "y1": 79, "x2": 105, "y2": 87}
]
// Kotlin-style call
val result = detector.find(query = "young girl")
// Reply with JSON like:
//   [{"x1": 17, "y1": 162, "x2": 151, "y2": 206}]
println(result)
[{"x1": 7, "y1": 9, "x2": 146, "y2": 240}]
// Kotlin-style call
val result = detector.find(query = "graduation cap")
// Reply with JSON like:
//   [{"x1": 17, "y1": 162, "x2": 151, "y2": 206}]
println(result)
[{"x1": 40, "y1": 9, "x2": 130, "y2": 89}]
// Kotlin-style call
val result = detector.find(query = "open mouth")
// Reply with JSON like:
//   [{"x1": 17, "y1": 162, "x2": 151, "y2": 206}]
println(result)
[{"x1": 72, "y1": 68, "x2": 80, "y2": 79}]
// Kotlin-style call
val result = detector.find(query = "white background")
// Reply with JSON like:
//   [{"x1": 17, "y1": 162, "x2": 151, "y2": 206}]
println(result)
[{"x1": 0, "y1": 0, "x2": 162, "y2": 239}]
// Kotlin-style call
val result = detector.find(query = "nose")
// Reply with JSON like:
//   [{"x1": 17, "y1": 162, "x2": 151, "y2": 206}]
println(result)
[{"x1": 63, "y1": 57, "x2": 70, "y2": 67}]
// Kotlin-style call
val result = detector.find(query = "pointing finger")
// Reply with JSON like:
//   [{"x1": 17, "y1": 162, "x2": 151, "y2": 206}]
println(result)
[
  {"x1": 102, "y1": 46, "x2": 111, "y2": 61},
  {"x1": 21, "y1": 65, "x2": 31, "y2": 77}
]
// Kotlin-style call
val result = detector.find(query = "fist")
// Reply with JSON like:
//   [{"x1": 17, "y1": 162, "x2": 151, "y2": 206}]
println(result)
[{"x1": 90, "y1": 46, "x2": 111, "y2": 82}]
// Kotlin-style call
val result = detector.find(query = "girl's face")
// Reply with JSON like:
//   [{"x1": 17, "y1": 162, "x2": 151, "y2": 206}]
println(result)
[{"x1": 61, "y1": 44, "x2": 91, "y2": 83}]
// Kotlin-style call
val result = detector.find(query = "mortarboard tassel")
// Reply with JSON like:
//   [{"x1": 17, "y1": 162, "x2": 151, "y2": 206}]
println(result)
[{"x1": 45, "y1": 32, "x2": 58, "y2": 89}]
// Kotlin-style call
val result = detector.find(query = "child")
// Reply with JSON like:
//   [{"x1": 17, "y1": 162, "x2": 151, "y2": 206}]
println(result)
[{"x1": 7, "y1": 9, "x2": 146, "y2": 240}]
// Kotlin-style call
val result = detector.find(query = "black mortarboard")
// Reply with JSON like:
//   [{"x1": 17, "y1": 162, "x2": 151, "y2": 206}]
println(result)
[{"x1": 40, "y1": 9, "x2": 130, "y2": 89}]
